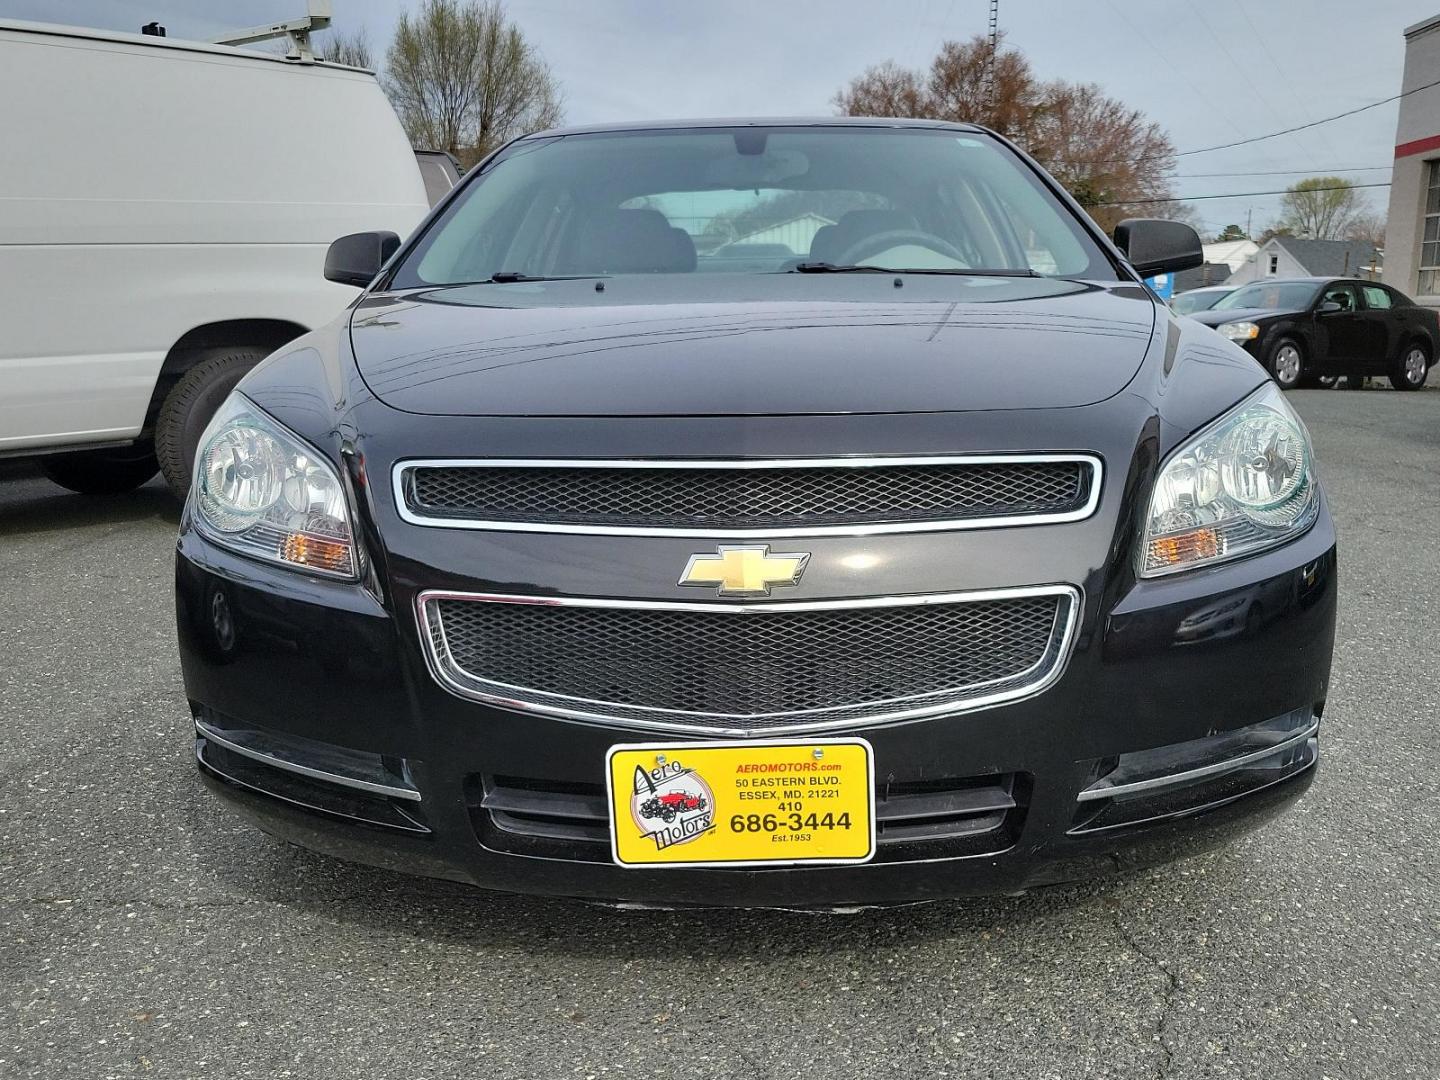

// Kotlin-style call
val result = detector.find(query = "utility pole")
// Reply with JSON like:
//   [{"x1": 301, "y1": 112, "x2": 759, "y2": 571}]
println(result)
[
  {"x1": 986, "y1": 0, "x2": 1000, "y2": 111},
  {"x1": 1245, "y1": 207, "x2": 1252, "y2": 239}
]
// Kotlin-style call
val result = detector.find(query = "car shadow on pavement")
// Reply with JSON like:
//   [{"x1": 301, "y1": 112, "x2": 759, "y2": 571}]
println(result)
[
  {"x1": 0, "y1": 476, "x2": 179, "y2": 537},
  {"x1": 199, "y1": 827, "x2": 1192, "y2": 955}
]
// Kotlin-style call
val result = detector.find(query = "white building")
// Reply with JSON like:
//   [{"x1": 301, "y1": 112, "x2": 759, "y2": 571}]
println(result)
[
  {"x1": 1201, "y1": 239, "x2": 1259, "y2": 273},
  {"x1": 728, "y1": 213, "x2": 834, "y2": 254},
  {"x1": 1383, "y1": 14, "x2": 1440, "y2": 304}
]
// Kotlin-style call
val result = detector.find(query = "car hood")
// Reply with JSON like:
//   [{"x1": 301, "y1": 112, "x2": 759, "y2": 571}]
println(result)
[
  {"x1": 348, "y1": 276, "x2": 1158, "y2": 417},
  {"x1": 1189, "y1": 306, "x2": 1300, "y2": 327}
]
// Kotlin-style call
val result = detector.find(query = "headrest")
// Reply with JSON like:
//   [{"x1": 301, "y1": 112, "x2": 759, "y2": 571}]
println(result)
[
  {"x1": 569, "y1": 208, "x2": 696, "y2": 273},
  {"x1": 810, "y1": 209, "x2": 918, "y2": 263}
]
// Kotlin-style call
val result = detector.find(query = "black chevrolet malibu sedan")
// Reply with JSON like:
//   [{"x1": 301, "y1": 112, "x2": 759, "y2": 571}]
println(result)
[{"x1": 176, "y1": 118, "x2": 1336, "y2": 907}]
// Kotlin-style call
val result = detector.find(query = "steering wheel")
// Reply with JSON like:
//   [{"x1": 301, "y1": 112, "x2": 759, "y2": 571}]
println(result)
[{"x1": 834, "y1": 229, "x2": 971, "y2": 267}]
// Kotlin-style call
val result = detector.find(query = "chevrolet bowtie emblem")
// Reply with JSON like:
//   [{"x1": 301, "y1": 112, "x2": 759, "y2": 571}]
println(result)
[{"x1": 679, "y1": 544, "x2": 811, "y2": 597}]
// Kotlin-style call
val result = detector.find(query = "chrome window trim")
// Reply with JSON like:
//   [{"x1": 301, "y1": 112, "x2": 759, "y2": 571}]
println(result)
[
  {"x1": 415, "y1": 584, "x2": 1082, "y2": 737},
  {"x1": 391, "y1": 454, "x2": 1103, "y2": 537},
  {"x1": 194, "y1": 720, "x2": 422, "y2": 803}
]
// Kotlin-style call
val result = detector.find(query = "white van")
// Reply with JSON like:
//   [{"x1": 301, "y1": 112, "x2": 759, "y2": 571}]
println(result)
[{"x1": 0, "y1": 21, "x2": 431, "y2": 495}]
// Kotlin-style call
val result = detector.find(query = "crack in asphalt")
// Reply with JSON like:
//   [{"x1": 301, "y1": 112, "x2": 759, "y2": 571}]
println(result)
[
  {"x1": 2, "y1": 894, "x2": 368, "y2": 911},
  {"x1": 1112, "y1": 915, "x2": 1178, "y2": 1080}
]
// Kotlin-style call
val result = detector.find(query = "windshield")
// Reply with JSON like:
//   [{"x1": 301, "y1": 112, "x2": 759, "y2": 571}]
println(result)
[
  {"x1": 1172, "y1": 290, "x2": 1228, "y2": 315},
  {"x1": 1213, "y1": 281, "x2": 1319, "y2": 312},
  {"x1": 392, "y1": 126, "x2": 1116, "y2": 287}
]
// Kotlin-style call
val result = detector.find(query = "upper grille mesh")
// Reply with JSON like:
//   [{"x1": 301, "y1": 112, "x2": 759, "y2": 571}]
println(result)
[
  {"x1": 403, "y1": 459, "x2": 1093, "y2": 531},
  {"x1": 425, "y1": 591, "x2": 1071, "y2": 733}
]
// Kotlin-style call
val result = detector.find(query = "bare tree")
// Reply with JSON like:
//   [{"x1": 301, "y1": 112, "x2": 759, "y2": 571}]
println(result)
[
  {"x1": 1036, "y1": 83, "x2": 1177, "y2": 232},
  {"x1": 922, "y1": 35, "x2": 1041, "y2": 142},
  {"x1": 1278, "y1": 177, "x2": 1363, "y2": 240},
  {"x1": 384, "y1": 0, "x2": 562, "y2": 167},
  {"x1": 836, "y1": 60, "x2": 927, "y2": 120},
  {"x1": 1346, "y1": 210, "x2": 1386, "y2": 249},
  {"x1": 835, "y1": 34, "x2": 1181, "y2": 233},
  {"x1": 319, "y1": 28, "x2": 374, "y2": 68}
]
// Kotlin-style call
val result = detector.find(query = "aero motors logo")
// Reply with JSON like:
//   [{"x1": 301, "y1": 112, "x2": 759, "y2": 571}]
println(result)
[{"x1": 630, "y1": 758, "x2": 715, "y2": 851}]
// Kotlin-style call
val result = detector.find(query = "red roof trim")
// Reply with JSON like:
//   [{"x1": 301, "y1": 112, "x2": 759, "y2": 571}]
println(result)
[{"x1": 1395, "y1": 133, "x2": 1440, "y2": 159}]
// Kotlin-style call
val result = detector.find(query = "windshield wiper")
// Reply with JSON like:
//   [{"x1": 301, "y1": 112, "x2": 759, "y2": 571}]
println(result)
[
  {"x1": 473, "y1": 272, "x2": 605, "y2": 284},
  {"x1": 787, "y1": 262, "x2": 893, "y2": 274},
  {"x1": 787, "y1": 262, "x2": 1042, "y2": 278}
]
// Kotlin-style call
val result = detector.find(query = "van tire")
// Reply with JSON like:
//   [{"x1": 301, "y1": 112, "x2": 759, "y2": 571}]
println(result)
[
  {"x1": 39, "y1": 443, "x2": 160, "y2": 495},
  {"x1": 156, "y1": 349, "x2": 267, "y2": 498}
]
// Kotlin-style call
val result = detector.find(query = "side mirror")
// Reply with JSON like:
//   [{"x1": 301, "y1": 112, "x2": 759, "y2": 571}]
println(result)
[
  {"x1": 1113, "y1": 219, "x2": 1204, "y2": 278},
  {"x1": 1318, "y1": 300, "x2": 1344, "y2": 314},
  {"x1": 324, "y1": 231, "x2": 401, "y2": 288}
]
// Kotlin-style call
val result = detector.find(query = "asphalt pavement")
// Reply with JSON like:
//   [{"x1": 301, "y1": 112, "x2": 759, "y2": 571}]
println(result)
[{"x1": 3, "y1": 386, "x2": 1438, "y2": 1079}]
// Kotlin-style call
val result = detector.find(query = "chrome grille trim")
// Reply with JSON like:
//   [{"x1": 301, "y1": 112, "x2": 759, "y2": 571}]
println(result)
[
  {"x1": 194, "y1": 719, "x2": 422, "y2": 802},
  {"x1": 392, "y1": 455, "x2": 1103, "y2": 537},
  {"x1": 1074, "y1": 717, "x2": 1320, "y2": 802},
  {"x1": 416, "y1": 585, "x2": 1081, "y2": 736}
]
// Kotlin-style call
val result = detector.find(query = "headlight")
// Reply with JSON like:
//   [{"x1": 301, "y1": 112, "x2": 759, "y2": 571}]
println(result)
[
  {"x1": 1217, "y1": 321, "x2": 1260, "y2": 342},
  {"x1": 1140, "y1": 382, "x2": 1318, "y2": 577},
  {"x1": 191, "y1": 393, "x2": 358, "y2": 578}
]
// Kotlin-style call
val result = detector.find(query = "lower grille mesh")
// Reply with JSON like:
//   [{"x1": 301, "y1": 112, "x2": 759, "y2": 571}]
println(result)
[{"x1": 423, "y1": 589, "x2": 1075, "y2": 734}]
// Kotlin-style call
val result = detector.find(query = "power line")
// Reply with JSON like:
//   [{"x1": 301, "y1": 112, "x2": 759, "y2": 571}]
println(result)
[
  {"x1": 1221, "y1": 0, "x2": 1343, "y2": 167},
  {"x1": 1060, "y1": 74, "x2": 1440, "y2": 166},
  {"x1": 1185, "y1": 0, "x2": 1318, "y2": 170},
  {"x1": 1098, "y1": 0, "x2": 1253, "y2": 145},
  {"x1": 1095, "y1": 181, "x2": 1392, "y2": 207},
  {"x1": 1173, "y1": 166, "x2": 1392, "y2": 179},
  {"x1": 1173, "y1": 80, "x2": 1437, "y2": 157}
]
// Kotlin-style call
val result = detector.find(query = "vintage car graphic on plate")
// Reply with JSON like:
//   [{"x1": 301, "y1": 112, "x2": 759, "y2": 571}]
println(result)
[
  {"x1": 629, "y1": 758, "x2": 715, "y2": 845},
  {"x1": 607, "y1": 741, "x2": 876, "y2": 869}
]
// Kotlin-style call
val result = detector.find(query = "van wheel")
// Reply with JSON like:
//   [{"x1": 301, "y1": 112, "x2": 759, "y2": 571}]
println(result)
[
  {"x1": 39, "y1": 443, "x2": 160, "y2": 495},
  {"x1": 1389, "y1": 342, "x2": 1430, "y2": 391},
  {"x1": 156, "y1": 349, "x2": 267, "y2": 498}
]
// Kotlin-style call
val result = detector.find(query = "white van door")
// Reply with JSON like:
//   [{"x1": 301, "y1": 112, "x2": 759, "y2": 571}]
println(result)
[{"x1": 0, "y1": 23, "x2": 428, "y2": 456}]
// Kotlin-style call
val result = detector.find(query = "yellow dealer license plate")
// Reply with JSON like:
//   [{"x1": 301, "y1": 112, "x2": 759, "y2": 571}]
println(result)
[{"x1": 606, "y1": 739, "x2": 875, "y2": 868}]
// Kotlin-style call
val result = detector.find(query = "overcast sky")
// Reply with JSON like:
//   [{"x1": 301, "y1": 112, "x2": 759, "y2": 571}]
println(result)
[{"x1": 7, "y1": 0, "x2": 1438, "y2": 236}]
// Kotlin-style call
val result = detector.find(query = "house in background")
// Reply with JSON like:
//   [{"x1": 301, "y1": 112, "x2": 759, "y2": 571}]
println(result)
[
  {"x1": 1171, "y1": 238, "x2": 1263, "y2": 296},
  {"x1": 726, "y1": 212, "x2": 834, "y2": 254},
  {"x1": 1202, "y1": 238, "x2": 1260, "y2": 273},
  {"x1": 1225, "y1": 236, "x2": 1382, "y2": 287},
  {"x1": 1383, "y1": 13, "x2": 1440, "y2": 305}
]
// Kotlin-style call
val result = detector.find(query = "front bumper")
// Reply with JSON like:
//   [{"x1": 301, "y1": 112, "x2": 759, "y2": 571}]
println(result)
[{"x1": 175, "y1": 495, "x2": 1335, "y2": 906}]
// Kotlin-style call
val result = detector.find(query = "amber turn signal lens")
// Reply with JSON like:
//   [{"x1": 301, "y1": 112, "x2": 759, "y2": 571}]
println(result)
[
  {"x1": 1147, "y1": 528, "x2": 1220, "y2": 567},
  {"x1": 279, "y1": 533, "x2": 352, "y2": 573}
]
